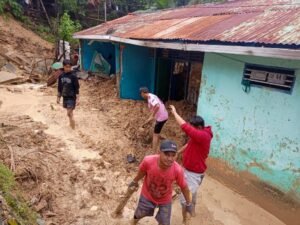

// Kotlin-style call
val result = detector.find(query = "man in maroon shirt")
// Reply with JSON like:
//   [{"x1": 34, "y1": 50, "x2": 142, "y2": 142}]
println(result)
[{"x1": 169, "y1": 105, "x2": 213, "y2": 223}]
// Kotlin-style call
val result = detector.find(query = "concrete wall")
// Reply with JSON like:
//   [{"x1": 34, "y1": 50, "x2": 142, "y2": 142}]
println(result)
[
  {"x1": 199, "y1": 53, "x2": 300, "y2": 200},
  {"x1": 120, "y1": 44, "x2": 156, "y2": 99},
  {"x1": 81, "y1": 40, "x2": 115, "y2": 74}
]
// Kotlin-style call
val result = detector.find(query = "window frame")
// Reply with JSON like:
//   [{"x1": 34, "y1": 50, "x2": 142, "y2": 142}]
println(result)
[{"x1": 242, "y1": 64, "x2": 296, "y2": 93}]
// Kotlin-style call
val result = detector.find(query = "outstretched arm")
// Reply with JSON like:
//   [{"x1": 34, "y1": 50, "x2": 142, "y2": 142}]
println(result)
[{"x1": 170, "y1": 105, "x2": 186, "y2": 126}]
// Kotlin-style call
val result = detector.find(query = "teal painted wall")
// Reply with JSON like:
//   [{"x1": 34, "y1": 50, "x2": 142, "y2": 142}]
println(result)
[
  {"x1": 115, "y1": 43, "x2": 120, "y2": 74},
  {"x1": 81, "y1": 40, "x2": 116, "y2": 74},
  {"x1": 120, "y1": 44, "x2": 156, "y2": 99},
  {"x1": 199, "y1": 53, "x2": 300, "y2": 200}
]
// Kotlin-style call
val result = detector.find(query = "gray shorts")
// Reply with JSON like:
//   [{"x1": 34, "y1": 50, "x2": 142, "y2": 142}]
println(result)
[
  {"x1": 179, "y1": 169, "x2": 204, "y2": 206},
  {"x1": 134, "y1": 195, "x2": 172, "y2": 225}
]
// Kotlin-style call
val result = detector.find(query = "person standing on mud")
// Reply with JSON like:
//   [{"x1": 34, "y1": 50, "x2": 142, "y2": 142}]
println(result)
[
  {"x1": 140, "y1": 87, "x2": 168, "y2": 152},
  {"x1": 129, "y1": 140, "x2": 193, "y2": 225},
  {"x1": 57, "y1": 59, "x2": 80, "y2": 129},
  {"x1": 169, "y1": 105, "x2": 213, "y2": 223}
]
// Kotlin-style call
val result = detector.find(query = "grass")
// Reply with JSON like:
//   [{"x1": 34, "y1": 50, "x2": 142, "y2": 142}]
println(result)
[{"x1": 0, "y1": 163, "x2": 37, "y2": 225}]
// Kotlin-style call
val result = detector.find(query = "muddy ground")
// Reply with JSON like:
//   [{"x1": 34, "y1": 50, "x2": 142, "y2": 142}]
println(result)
[
  {"x1": 0, "y1": 79, "x2": 291, "y2": 225},
  {"x1": 0, "y1": 15, "x2": 298, "y2": 225}
]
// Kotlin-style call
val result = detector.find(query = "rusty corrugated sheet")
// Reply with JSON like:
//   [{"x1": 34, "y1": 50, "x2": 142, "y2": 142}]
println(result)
[{"x1": 75, "y1": 0, "x2": 300, "y2": 46}]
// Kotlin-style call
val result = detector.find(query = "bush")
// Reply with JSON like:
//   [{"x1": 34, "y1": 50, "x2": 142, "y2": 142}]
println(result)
[
  {"x1": 0, "y1": 0, "x2": 23, "y2": 19},
  {"x1": 0, "y1": 163, "x2": 37, "y2": 224}
]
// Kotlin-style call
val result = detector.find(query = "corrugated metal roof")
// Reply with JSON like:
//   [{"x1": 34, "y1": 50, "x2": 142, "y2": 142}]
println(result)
[{"x1": 75, "y1": 0, "x2": 300, "y2": 46}]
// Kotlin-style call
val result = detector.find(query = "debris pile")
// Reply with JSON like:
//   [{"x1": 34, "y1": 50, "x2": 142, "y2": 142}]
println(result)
[
  {"x1": 83, "y1": 77, "x2": 197, "y2": 159},
  {"x1": 0, "y1": 115, "x2": 83, "y2": 224},
  {"x1": 0, "y1": 17, "x2": 54, "y2": 85}
]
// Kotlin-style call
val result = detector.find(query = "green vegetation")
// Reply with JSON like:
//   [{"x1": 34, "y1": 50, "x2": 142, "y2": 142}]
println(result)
[
  {"x1": 0, "y1": 163, "x2": 37, "y2": 225},
  {"x1": 58, "y1": 12, "x2": 82, "y2": 45},
  {"x1": 58, "y1": 0, "x2": 86, "y2": 16},
  {"x1": 0, "y1": 0, "x2": 23, "y2": 19},
  {"x1": 36, "y1": 24, "x2": 56, "y2": 43}
]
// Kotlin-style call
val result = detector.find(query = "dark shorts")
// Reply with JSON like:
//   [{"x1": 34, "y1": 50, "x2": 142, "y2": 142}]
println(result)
[
  {"x1": 63, "y1": 97, "x2": 76, "y2": 109},
  {"x1": 134, "y1": 195, "x2": 172, "y2": 225},
  {"x1": 154, "y1": 120, "x2": 167, "y2": 134}
]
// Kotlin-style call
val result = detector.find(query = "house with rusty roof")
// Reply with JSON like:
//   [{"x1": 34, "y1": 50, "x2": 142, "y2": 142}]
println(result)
[{"x1": 74, "y1": 0, "x2": 300, "y2": 202}]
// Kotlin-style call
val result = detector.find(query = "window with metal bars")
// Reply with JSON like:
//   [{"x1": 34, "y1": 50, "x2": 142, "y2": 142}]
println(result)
[{"x1": 242, "y1": 64, "x2": 296, "y2": 93}]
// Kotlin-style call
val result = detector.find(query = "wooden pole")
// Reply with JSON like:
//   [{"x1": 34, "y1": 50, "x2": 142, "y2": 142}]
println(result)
[
  {"x1": 104, "y1": 0, "x2": 107, "y2": 22},
  {"x1": 39, "y1": 0, "x2": 52, "y2": 29}
]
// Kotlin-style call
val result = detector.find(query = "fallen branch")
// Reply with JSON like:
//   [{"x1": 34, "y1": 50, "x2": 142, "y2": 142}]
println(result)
[{"x1": 22, "y1": 150, "x2": 58, "y2": 159}]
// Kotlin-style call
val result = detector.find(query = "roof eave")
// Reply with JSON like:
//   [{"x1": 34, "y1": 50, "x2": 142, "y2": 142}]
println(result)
[{"x1": 73, "y1": 35, "x2": 300, "y2": 60}]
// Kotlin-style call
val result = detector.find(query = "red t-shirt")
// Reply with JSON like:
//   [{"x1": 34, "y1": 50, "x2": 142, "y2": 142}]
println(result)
[
  {"x1": 140, "y1": 155, "x2": 187, "y2": 204},
  {"x1": 181, "y1": 123, "x2": 213, "y2": 173}
]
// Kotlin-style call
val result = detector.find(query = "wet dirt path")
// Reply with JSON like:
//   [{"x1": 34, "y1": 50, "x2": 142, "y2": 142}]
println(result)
[{"x1": 0, "y1": 83, "x2": 286, "y2": 225}]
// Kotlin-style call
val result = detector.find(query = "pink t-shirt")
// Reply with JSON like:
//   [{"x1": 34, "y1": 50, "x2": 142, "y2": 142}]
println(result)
[
  {"x1": 139, "y1": 155, "x2": 187, "y2": 205},
  {"x1": 147, "y1": 93, "x2": 168, "y2": 122}
]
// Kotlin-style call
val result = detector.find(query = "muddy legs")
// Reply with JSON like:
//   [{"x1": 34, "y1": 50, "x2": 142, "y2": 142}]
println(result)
[
  {"x1": 131, "y1": 218, "x2": 140, "y2": 225},
  {"x1": 67, "y1": 109, "x2": 75, "y2": 129},
  {"x1": 153, "y1": 133, "x2": 159, "y2": 153},
  {"x1": 182, "y1": 208, "x2": 192, "y2": 225}
]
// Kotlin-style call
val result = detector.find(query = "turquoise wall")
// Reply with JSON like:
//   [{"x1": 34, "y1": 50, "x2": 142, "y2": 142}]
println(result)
[
  {"x1": 120, "y1": 44, "x2": 156, "y2": 99},
  {"x1": 199, "y1": 53, "x2": 300, "y2": 200},
  {"x1": 81, "y1": 40, "x2": 115, "y2": 74}
]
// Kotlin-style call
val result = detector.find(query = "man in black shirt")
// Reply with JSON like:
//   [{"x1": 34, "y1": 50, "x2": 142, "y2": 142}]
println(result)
[{"x1": 57, "y1": 59, "x2": 80, "y2": 129}]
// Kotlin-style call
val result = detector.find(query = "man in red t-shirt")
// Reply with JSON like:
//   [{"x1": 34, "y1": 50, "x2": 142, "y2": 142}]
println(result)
[
  {"x1": 170, "y1": 105, "x2": 213, "y2": 223},
  {"x1": 129, "y1": 140, "x2": 192, "y2": 225}
]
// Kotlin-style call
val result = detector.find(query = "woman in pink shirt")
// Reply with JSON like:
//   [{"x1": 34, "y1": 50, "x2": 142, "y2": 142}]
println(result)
[{"x1": 140, "y1": 87, "x2": 168, "y2": 152}]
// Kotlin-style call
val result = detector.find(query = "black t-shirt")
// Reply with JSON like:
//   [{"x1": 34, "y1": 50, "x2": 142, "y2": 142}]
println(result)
[{"x1": 58, "y1": 71, "x2": 79, "y2": 98}]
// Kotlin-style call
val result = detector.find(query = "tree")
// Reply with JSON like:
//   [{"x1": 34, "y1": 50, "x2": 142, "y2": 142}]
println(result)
[{"x1": 58, "y1": 12, "x2": 81, "y2": 44}]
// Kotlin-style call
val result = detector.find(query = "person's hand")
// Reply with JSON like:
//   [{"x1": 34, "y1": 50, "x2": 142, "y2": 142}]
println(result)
[
  {"x1": 185, "y1": 202, "x2": 193, "y2": 214},
  {"x1": 57, "y1": 96, "x2": 61, "y2": 104},
  {"x1": 128, "y1": 180, "x2": 139, "y2": 190},
  {"x1": 142, "y1": 117, "x2": 153, "y2": 128},
  {"x1": 169, "y1": 105, "x2": 176, "y2": 114}
]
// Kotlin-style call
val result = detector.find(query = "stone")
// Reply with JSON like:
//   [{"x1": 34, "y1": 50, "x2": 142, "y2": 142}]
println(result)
[
  {"x1": 35, "y1": 199, "x2": 48, "y2": 212},
  {"x1": 77, "y1": 71, "x2": 89, "y2": 80},
  {"x1": 90, "y1": 206, "x2": 98, "y2": 211},
  {"x1": 93, "y1": 176, "x2": 107, "y2": 183},
  {"x1": 1, "y1": 63, "x2": 17, "y2": 73},
  {"x1": 36, "y1": 218, "x2": 46, "y2": 225},
  {"x1": 0, "y1": 71, "x2": 18, "y2": 84}
]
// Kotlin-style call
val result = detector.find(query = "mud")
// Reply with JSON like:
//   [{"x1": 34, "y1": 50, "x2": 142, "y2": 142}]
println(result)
[{"x1": 0, "y1": 15, "x2": 296, "y2": 225}]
